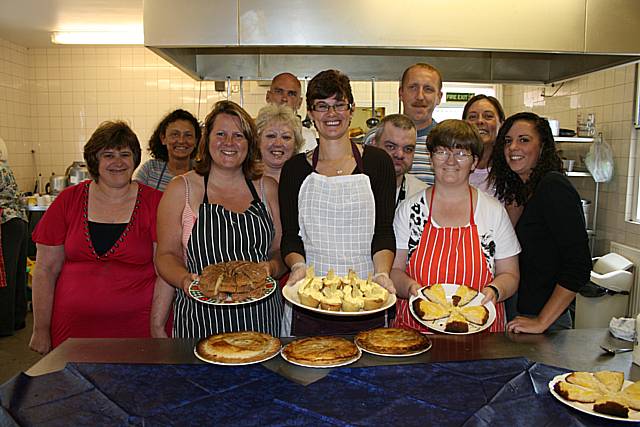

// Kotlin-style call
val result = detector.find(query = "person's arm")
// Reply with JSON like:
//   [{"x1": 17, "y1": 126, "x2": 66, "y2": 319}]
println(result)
[
  {"x1": 507, "y1": 285, "x2": 576, "y2": 334},
  {"x1": 279, "y1": 155, "x2": 307, "y2": 262},
  {"x1": 390, "y1": 249, "x2": 421, "y2": 299},
  {"x1": 284, "y1": 252, "x2": 307, "y2": 286},
  {"x1": 372, "y1": 249, "x2": 395, "y2": 293},
  {"x1": 150, "y1": 242, "x2": 174, "y2": 338},
  {"x1": 29, "y1": 244, "x2": 65, "y2": 354},
  {"x1": 367, "y1": 146, "x2": 396, "y2": 259},
  {"x1": 260, "y1": 177, "x2": 286, "y2": 279},
  {"x1": 480, "y1": 255, "x2": 519, "y2": 305},
  {"x1": 155, "y1": 176, "x2": 196, "y2": 292}
]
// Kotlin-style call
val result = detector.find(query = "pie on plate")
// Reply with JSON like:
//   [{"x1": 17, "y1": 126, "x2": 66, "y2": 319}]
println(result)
[
  {"x1": 198, "y1": 261, "x2": 268, "y2": 302},
  {"x1": 409, "y1": 284, "x2": 495, "y2": 334},
  {"x1": 195, "y1": 331, "x2": 281, "y2": 365},
  {"x1": 281, "y1": 336, "x2": 361, "y2": 367},
  {"x1": 549, "y1": 370, "x2": 640, "y2": 420},
  {"x1": 355, "y1": 327, "x2": 432, "y2": 356}
]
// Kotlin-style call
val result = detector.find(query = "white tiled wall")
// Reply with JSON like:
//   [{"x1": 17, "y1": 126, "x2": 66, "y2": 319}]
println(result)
[{"x1": 502, "y1": 64, "x2": 640, "y2": 254}]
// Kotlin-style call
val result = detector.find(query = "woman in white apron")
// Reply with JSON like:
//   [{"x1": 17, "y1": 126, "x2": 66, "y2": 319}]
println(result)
[
  {"x1": 279, "y1": 70, "x2": 396, "y2": 336},
  {"x1": 391, "y1": 120, "x2": 520, "y2": 333},
  {"x1": 153, "y1": 100, "x2": 286, "y2": 339}
]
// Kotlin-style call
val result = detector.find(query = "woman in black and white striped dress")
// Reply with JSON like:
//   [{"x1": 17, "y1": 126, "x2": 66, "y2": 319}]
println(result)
[{"x1": 152, "y1": 101, "x2": 286, "y2": 338}]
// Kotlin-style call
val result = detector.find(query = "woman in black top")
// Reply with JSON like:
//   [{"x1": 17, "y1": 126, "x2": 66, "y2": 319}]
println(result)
[
  {"x1": 279, "y1": 69, "x2": 396, "y2": 336},
  {"x1": 490, "y1": 112, "x2": 591, "y2": 333}
]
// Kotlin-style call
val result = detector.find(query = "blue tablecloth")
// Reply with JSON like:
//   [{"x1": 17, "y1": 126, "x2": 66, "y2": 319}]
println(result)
[{"x1": 0, "y1": 357, "x2": 627, "y2": 426}]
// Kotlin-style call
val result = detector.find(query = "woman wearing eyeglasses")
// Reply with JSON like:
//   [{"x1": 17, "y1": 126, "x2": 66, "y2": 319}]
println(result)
[
  {"x1": 134, "y1": 109, "x2": 201, "y2": 191},
  {"x1": 391, "y1": 120, "x2": 520, "y2": 332},
  {"x1": 279, "y1": 69, "x2": 396, "y2": 336}
]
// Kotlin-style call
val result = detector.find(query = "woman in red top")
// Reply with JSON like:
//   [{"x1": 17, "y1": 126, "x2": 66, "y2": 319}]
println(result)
[
  {"x1": 30, "y1": 121, "x2": 165, "y2": 354},
  {"x1": 391, "y1": 120, "x2": 520, "y2": 332}
]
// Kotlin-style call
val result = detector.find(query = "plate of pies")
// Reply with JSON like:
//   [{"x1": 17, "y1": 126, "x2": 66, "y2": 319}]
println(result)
[
  {"x1": 409, "y1": 283, "x2": 496, "y2": 334},
  {"x1": 281, "y1": 336, "x2": 361, "y2": 368},
  {"x1": 549, "y1": 371, "x2": 640, "y2": 421},
  {"x1": 282, "y1": 266, "x2": 396, "y2": 316},
  {"x1": 188, "y1": 260, "x2": 277, "y2": 305},
  {"x1": 194, "y1": 331, "x2": 281, "y2": 365},
  {"x1": 355, "y1": 327, "x2": 432, "y2": 357}
]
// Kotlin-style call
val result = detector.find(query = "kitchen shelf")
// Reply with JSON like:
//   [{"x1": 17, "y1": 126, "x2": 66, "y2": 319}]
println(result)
[{"x1": 555, "y1": 136, "x2": 594, "y2": 143}]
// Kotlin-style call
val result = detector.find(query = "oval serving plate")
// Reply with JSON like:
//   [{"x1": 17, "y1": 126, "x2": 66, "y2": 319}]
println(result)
[
  {"x1": 548, "y1": 373, "x2": 640, "y2": 422},
  {"x1": 409, "y1": 283, "x2": 496, "y2": 335},
  {"x1": 282, "y1": 278, "x2": 396, "y2": 317},
  {"x1": 355, "y1": 339, "x2": 432, "y2": 358},
  {"x1": 193, "y1": 345, "x2": 281, "y2": 366},
  {"x1": 188, "y1": 276, "x2": 277, "y2": 306}
]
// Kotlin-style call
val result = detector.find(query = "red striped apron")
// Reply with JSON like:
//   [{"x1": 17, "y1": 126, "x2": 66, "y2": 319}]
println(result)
[{"x1": 392, "y1": 186, "x2": 506, "y2": 332}]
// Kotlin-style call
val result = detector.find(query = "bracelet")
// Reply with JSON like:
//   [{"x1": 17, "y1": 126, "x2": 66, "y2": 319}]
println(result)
[
  {"x1": 486, "y1": 285, "x2": 500, "y2": 301},
  {"x1": 290, "y1": 262, "x2": 306, "y2": 272},
  {"x1": 373, "y1": 272, "x2": 390, "y2": 280}
]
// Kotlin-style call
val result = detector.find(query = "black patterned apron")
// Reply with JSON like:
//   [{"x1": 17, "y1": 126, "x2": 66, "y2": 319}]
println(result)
[{"x1": 173, "y1": 174, "x2": 283, "y2": 338}]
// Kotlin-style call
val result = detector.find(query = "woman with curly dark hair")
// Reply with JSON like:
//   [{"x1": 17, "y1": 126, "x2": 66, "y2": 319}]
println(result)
[
  {"x1": 490, "y1": 112, "x2": 591, "y2": 333},
  {"x1": 134, "y1": 109, "x2": 201, "y2": 191}
]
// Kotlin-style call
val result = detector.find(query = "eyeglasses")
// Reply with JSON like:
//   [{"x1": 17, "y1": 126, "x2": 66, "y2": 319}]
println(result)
[
  {"x1": 431, "y1": 149, "x2": 474, "y2": 163},
  {"x1": 310, "y1": 102, "x2": 352, "y2": 112}
]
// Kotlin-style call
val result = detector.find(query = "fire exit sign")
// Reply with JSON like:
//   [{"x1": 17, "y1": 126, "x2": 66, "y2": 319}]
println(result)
[{"x1": 446, "y1": 92, "x2": 475, "y2": 102}]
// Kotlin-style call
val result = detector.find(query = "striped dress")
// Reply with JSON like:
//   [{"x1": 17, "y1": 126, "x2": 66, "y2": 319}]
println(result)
[{"x1": 172, "y1": 174, "x2": 283, "y2": 338}]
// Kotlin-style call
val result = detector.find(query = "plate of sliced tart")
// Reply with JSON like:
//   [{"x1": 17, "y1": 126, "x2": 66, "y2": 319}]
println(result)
[
  {"x1": 194, "y1": 331, "x2": 281, "y2": 365},
  {"x1": 409, "y1": 283, "x2": 496, "y2": 334},
  {"x1": 281, "y1": 336, "x2": 361, "y2": 368},
  {"x1": 355, "y1": 327, "x2": 432, "y2": 357},
  {"x1": 549, "y1": 370, "x2": 640, "y2": 421},
  {"x1": 282, "y1": 266, "x2": 396, "y2": 316}
]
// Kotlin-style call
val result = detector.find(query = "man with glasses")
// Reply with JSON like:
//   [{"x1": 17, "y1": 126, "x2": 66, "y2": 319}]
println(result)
[
  {"x1": 365, "y1": 63, "x2": 443, "y2": 184},
  {"x1": 266, "y1": 72, "x2": 317, "y2": 152},
  {"x1": 373, "y1": 114, "x2": 427, "y2": 209}
]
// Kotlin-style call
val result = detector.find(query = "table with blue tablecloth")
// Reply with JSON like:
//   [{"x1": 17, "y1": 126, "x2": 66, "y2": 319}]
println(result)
[{"x1": 1, "y1": 329, "x2": 638, "y2": 426}]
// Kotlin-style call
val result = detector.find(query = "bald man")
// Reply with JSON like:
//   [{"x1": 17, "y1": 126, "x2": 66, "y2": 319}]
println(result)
[{"x1": 266, "y1": 73, "x2": 317, "y2": 152}]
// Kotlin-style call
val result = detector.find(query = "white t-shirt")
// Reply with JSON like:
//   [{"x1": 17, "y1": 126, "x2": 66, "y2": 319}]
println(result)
[{"x1": 394, "y1": 188, "x2": 521, "y2": 273}]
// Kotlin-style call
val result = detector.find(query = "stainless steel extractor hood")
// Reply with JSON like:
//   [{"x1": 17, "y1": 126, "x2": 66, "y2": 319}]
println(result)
[{"x1": 144, "y1": 0, "x2": 640, "y2": 83}]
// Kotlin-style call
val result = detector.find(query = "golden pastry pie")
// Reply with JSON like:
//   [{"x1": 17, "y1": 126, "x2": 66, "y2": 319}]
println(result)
[
  {"x1": 199, "y1": 261, "x2": 268, "y2": 302},
  {"x1": 195, "y1": 331, "x2": 281, "y2": 364},
  {"x1": 553, "y1": 370, "x2": 640, "y2": 419},
  {"x1": 452, "y1": 284, "x2": 478, "y2": 307},
  {"x1": 444, "y1": 310, "x2": 469, "y2": 333},
  {"x1": 414, "y1": 284, "x2": 489, "y2": 332},
  {"x1": 459, "y1": 305, "x2": 489, "y2": 325},
  {"x1": 413, "y1": 299, "x2": 450, "y2": 321},
  {"x1": 296, "y1": 266, "x2": 389, "y2": 313},
  {"x1": 421, "y1": 283, "x2": 447, "y2": 306},
  {"x1": 282, "y1": 336, "x2": 360, "y2": 366},
  {"x1": 355, "y1": 327, "x2": 431, "y2": 355}
]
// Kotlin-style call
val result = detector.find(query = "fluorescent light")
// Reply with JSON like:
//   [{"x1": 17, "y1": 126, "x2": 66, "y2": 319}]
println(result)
[{"x1": 51, "y1": 31, "x2": 143, "y2": 45}]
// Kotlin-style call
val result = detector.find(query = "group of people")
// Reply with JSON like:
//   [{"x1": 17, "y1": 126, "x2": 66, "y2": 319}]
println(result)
[{"x1": 19, "y1": 62, "x2": 591, "y2": 354}]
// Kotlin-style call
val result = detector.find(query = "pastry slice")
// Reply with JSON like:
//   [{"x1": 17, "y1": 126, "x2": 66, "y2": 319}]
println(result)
[
  {"x1": 452, "y1": 285, "x2": 478, "y2": 307},
  {"x1": 594, "y1": 371, "x2": 625, "y2": 393},
  {"x1": 621, "y1": 381, "x2": 640, "y2": 410},
  {"x1": 323, "y1": 268, "x2": 341, "y2": 290},
  {"x1": 297, "y1": 276, "x2": 323, "y2": 308},
  {"x1": 593, "y1": 396, "x2": 629, "y2": 418},
  {"x1": 445, "y1": 310, "x2": 469, "y2": 333},
  {"x1": 459, "y1": 305, "x2": 489, "y2": 326},
  {"x1": 342, "y1": 284, "x2": 364, "y2": 312},
  {"x1": 320, "y1": 286, "x2": 343, "y2": 311},
  {"x1": 422, "y1": 283, "x2": 447, "y2": 306},
  {"x1": 413, "y1": 299, "x2": 450, "y2": 321},
  {"x1": 554, "y1": 381, "x2": 601, "y2": 403},
  {"x1": 566, "y1": 372, "x2": 608, "y2": 393},
  {"x1": 359, "y1": 278, "x2": 389, "y2": 310}
]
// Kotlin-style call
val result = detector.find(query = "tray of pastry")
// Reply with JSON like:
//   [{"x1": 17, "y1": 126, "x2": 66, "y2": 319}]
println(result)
[
  {"x1": 188, "y1": 260, "x2": 277, "y2": 305},
  {"x1": 409, "y1": 283, "x2": 496, "y2": 334},
  {"x1": 549, "y1": 370, "x2": 640, "y2": 421},
  {"x1": 281, "y1": 336, "x2": 361, "y2": 368},
  {"x1": 282, "y1": 266, "x2": 396, "y2": 316}
]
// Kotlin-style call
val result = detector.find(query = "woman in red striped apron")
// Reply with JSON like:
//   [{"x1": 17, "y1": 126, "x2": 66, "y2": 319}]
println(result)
[{"x1": 391, "y1": 120, "x2": 521, "y2": 333}]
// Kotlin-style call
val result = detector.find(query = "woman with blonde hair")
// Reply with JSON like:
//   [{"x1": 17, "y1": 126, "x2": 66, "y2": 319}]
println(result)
[{"x1": 256, "y1": 104, "x2": 304, "y2": 182}]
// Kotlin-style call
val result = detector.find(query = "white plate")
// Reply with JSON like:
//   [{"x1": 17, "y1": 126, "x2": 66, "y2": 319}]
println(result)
[
  {"x1": 548, "y1": 373, "x2": 640, "y2": 422},
  {"x1": 193, "y1": 345, "x2": 281, "y2": 366},
  {"x1": 355, "y1": 339, "x2": 432, "y2": 357},
  {"x1": 188, "y1": 276, "x2": 277, "y2": 306},
  {"x1": 282, "y1": 279, "x2": 396, "y2": 316},
  {"x1": 409, "y1": 284, "x2": 496, "y2": 334},
  {"x1": 280, "y1": 344, "x2": 362, "y2": 368}
]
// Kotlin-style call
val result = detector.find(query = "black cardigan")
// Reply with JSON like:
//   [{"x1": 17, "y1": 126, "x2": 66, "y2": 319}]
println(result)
[{"x1": 279, "y1": 145, "x2": 396, "y2": 261}]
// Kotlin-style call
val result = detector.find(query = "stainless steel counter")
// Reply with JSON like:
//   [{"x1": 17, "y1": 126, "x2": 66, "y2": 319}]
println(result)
[{"x1": 26, "y1": 329, "x2": 640, "y2": 381}]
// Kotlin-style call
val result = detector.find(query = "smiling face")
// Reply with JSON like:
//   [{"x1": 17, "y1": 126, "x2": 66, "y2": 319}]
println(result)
[
  {"x1": 399, "y1": 67, "x2": 442, "y2": 130},
  {"x1": 464, "y1": 99, "x2": 501, "y2": 148},
  {"x1": 97, "y1": 146, "x2": 135, "y2": 187},
  {"x1": 259, "y1": 120, "x2": 296, "y2": 171},
  {"x1": 161, "y1": 119, "x2": 197, "y2": 161},
  {"x1": 308, "y1": 95, "x2": 353, "y2": 141},
  {"x1": 504, "y1": 120, "x2": 542, "y2": 182},
  {"x1": 431, "y1": 146, "x2": 478, "y2": 186},
  {"x1": 209, "y1": 113, "x2": 249, "y2": 171}
]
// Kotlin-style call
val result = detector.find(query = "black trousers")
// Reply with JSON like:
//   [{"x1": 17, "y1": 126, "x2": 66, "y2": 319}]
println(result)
[{"x1": 0, "y1": 218, "x2": 28, "y2": 335}]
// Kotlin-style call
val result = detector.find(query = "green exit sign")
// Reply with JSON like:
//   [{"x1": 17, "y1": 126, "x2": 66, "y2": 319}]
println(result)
[{"x1": 446, "y1": 92, "x2": 475, "y2": 102}]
